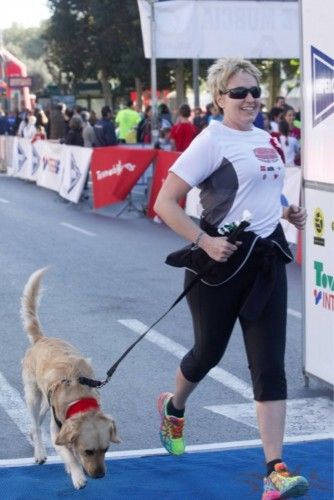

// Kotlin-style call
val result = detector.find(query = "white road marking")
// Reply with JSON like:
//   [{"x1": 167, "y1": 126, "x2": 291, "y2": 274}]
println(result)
[
  {"x1": 118, "y1": 319, "x2": 253, "y2": 400},
  {"x1": 0, "y1": 371, "x2": 53, "y2": 449},
  {"x1": 0, "y1": 197, "x2": 10, "y2": 203},
  {"x1": 60, "y1": 222, "x2": 96, "y2": 236},
  {"x1": 0, "y1": 433, "x2": 332, "y2": 467},
  {"x1": 205, "y1": 397, "x2": 334, "y2": 437},
  {"x1": 0, "y1": 371, "x2": 34, "y2": 442},
  {"x1": 119, "y1": 319, "x2": 333, "y2": 440},
  {"x1": 288, "y1": 308, "x2": 302, "y2": 319}
]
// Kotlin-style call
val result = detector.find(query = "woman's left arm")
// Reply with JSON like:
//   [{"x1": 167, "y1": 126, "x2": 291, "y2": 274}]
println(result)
[{"x1": 282, "y1": 204, "x2": 307, "y2": 230}]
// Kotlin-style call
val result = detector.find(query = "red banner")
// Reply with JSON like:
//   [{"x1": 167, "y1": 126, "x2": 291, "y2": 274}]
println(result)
[
  {"x1": 147, "y1": 150, "x2": 181, "y2": 218},
  {"x1": 91, "y1": 146, "x2": 157, "y2": 209}
]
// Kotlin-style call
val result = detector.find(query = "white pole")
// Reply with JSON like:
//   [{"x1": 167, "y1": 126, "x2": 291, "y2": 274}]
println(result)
[
  {"x1": 192, "y1": 58, "x2": 200, "y2": 108},
  {"x1": 149, "y1": 0, "x2": 159, "y2": 146}
]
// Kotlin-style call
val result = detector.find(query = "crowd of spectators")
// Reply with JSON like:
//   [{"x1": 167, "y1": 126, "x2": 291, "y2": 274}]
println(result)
[
  {"x1": 265, "y1": 96, "x2": 301, "y2": 166},
  {"x1": 0, "y1": 93, "x2": 301, "y2": 165}
]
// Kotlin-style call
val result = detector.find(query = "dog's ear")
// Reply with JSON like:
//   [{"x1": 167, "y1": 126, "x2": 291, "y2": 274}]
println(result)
[
  {"x1": 55, "y1": 419, "x2": 79, "y2": 446},
  {"x1": 109, "y1": 418, "x2": 121, "y2": 444}
]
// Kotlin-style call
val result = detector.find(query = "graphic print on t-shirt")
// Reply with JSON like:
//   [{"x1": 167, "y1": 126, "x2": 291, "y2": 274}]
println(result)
[{"x1": 253, "y1": 147, "x2": 282, "y2": 181}]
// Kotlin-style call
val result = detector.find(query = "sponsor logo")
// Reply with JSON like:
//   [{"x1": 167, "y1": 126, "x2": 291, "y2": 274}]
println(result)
[
  {"x1": 313, "y1": 260, "x2": 334, "y2": 311},
  {"x1": 314, "y1": 289, "x2": 322, "y2": 305},
  {"x1": 31, "y1": 145, "x2": 40, "y2": 176},
  {"x1": 67, "y1": 153, "x2": 81, "y2": 194},
  {"x1": 42, "y1": 156, "x2": 60, "y2": 174},
  {"x1": 17, "y1": 143, "x2": 27, "y2": 172},
  {"x1": 313, "y1": 207, "x2": 325, "y2": 246},
  {"x1": 311, "y1": 46, "x2": 334, "y2": 127},
  {"x1": 96, "y1": 161, "x2": 136, "y2": 180},
  {"x1": 254, "y1": 147, "x2": 279, "y2": 163}
]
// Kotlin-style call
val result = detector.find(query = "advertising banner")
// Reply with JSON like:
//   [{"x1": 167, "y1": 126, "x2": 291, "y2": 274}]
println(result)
[
  {"x1": 146, "y1": 150, "x2": 181, "y2": 218},
  {"x1": 304, "y1": 188, "x2": 334, "y2": 385},
  {"x1": 36, "y1": 141, "x2": 63, "y2": 192},
  {"x1": 13, "y1": 138, "x2": 32, "y2": 180},
  {"x1": 301, "y1": 0, "x2": 334, "y2": 385},
  {"x1": 11, "y1": 138, "x2": 44, "y2": 181},
  {"x1": 3, "y1": 137, "x2": 90, "y2": 203},
  {"x1": 4, "y1": 136, "x2": 16, "y2": 176},
  {"x1": 138, "y1": 0, "x2": 299, "y2": 59},
  {"x1": 302, "y1": 0, "x2": 334, "y2": 184},
  {"x1": 59, "y1": 145, "x2": 92, "y2": 203},
  {"x1": 0, "y1": 135, "x2": 5, "y2": 170},
  {"x1": 31, "y1": 140, "x2": 46, "y2": 182},
  {"x1": 91, "y1": 147, "x2": 156, "y2": 209},
  {"x1": 279, "y1": 167, "x2": 302, "y2": 244}
]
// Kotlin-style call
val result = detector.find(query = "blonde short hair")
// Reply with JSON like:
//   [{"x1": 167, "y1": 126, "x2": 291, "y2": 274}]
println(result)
[{"x1": 207, "y1": 57, "x2": 261, "y2": 110}]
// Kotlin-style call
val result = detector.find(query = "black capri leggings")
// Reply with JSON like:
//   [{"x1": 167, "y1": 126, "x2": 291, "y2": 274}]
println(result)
[{"x1": 180, "y1": 252, "x2": 288, "y2": 401}]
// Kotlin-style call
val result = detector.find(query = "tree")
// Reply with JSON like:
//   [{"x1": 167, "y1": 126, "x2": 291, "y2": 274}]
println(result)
[
  {"x1": 3, "y1": 23, "x2": 53, "y2": 94},
  {"x1": 45, "y1": 0, "x2": 152, "y2": 106},
  {"x1": 253, "y1": 59, "x2": 300, "y2": 109}
]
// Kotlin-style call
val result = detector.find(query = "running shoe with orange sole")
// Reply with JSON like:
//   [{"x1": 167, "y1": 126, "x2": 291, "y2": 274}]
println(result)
[{"x1": 157, "y1": 392, "x2": 185, "y2": 456}]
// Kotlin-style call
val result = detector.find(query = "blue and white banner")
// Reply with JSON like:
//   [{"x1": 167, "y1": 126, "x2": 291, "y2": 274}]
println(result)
[
  {"x1": 302, "y1": 0, "x2": 334, "y2": 184},
  {"x1": 302, "y1": 0, "x2": 334, "y2": 386},
  {"x1": 31, "y1": 140, "x2": 46, "y2": 182},
  {"x1": 59, "y1": 145, "x2": 92, "y2": 203},
  {"x1": 311, "y1": 46, "x2": 334, "y2": 127},
  {"x1": 36, "y1": 141, "x2": 63, "y2": 192},
  {"x1": 13, "y1": 138, "x2": 32, "y2": 180},
  {"x1": 3, "y1": 137, "x2": 90, "y2": 203},
  {"x1": 279, "y1": 167, "x2": 302, "y2": 244},
  {"x1": 3, "y1": 136, "x2": 16, "y2": 176},
  {"x1": 0, "y1": 136, "x2": 5, "y2": 170}
]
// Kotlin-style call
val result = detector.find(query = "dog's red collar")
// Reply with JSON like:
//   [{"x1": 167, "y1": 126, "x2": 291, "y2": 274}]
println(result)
[{"x1": 65, "y1": 398, "x2": 100, "y2": 420}]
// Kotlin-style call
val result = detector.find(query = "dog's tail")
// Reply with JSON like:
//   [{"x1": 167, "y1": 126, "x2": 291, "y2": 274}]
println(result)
[{"x1": 21, "y1": 267, "x2": 49, "y2": 344}]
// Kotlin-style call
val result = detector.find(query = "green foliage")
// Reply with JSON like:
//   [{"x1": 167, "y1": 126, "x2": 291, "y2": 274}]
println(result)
[
  {"x1": 252, "y1": 59, "x2": 300, "y2": 104},
  {"x1": 3, "y1": 23, "x2": 52, "y2": 93},
  {"x1": 44, "y1": 0, "x2": 147, "y2": 93},
  {"x1": 44, "y1": 0, "x2": 177, "y2": 101}
]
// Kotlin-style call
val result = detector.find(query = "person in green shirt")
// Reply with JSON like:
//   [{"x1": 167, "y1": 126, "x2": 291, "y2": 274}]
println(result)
[{"x1": 115, "y1": 100, "x2": 141, "y2": 143}]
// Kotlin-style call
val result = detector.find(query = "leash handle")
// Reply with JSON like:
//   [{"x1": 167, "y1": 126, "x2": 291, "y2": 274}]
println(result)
[{"x1": 227, "y1": 220, "x2": 250, "y2": 243}]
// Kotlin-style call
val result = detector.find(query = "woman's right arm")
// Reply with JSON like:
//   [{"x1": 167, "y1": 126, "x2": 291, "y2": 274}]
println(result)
[{"x1": 154, "y1": 172, "x2": 239, "y2": 262}]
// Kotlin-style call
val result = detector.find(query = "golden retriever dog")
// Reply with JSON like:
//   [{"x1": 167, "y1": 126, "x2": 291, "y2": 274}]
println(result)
[{"x1": 21, "y1": 268, "x2": 120, "y2": 489}]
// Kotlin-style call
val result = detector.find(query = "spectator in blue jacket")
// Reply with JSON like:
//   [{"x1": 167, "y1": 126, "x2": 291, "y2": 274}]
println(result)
[
  {"x1": 0, "y1": 111, "x2": 9, "y2": 135},
  {"x1": 94, "y1": 105, "x2": 118, "y2": 147}
]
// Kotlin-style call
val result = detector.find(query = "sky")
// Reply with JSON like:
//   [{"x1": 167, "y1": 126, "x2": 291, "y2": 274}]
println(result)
[{"x1": 0, "y1": 0, "x2": 51, "y2": 31}]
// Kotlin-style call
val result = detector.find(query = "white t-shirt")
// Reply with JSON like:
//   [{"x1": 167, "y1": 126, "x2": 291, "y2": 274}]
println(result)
[{"x1": 170, "y1": 120, "x2": 285, "y2": 238}]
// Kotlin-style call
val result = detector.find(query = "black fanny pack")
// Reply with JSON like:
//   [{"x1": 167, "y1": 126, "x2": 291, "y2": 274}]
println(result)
[{"x1": 165, "y1": 221, "x2": 293, "y2": 286}]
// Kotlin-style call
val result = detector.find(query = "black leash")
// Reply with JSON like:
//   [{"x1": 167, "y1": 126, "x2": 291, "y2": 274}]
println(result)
[{"x1": 78, "y1": 219, "x2": 250, "y2": 389}]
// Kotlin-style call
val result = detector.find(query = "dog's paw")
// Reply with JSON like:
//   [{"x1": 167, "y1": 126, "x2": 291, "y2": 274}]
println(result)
[
  {"x1": 35, "y1": 454, "x2": 47, "y2": 464},
  {"x1": 71, "y1": 470, "x2": 87, "y2": 490},
  {"x1": 34, "y1": 446, "x2": 47, "y2": 464}
]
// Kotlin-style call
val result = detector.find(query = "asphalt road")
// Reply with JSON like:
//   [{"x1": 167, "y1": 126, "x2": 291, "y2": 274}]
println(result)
[{"x1": 0, "y1": 175, "x2": 332, "y2": 461}]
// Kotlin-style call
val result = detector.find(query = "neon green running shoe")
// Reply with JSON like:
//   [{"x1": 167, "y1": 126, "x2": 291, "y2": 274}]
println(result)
[
  {"x1": 262, "y1": 462, "x2": 309, "y2": 499},
  {"x1": 157, "y1": 392, "x2": 185, "y2": 456}
]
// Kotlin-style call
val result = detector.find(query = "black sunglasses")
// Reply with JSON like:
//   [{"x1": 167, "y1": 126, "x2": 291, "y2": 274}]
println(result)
[{"x1": 220, "y1": 86, "x2": 261, "y2": 99}]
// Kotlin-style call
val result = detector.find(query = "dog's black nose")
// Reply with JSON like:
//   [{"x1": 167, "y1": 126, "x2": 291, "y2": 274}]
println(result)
[{"x1": 91, "y1": 471, "x2": 105, "y2": 479}]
